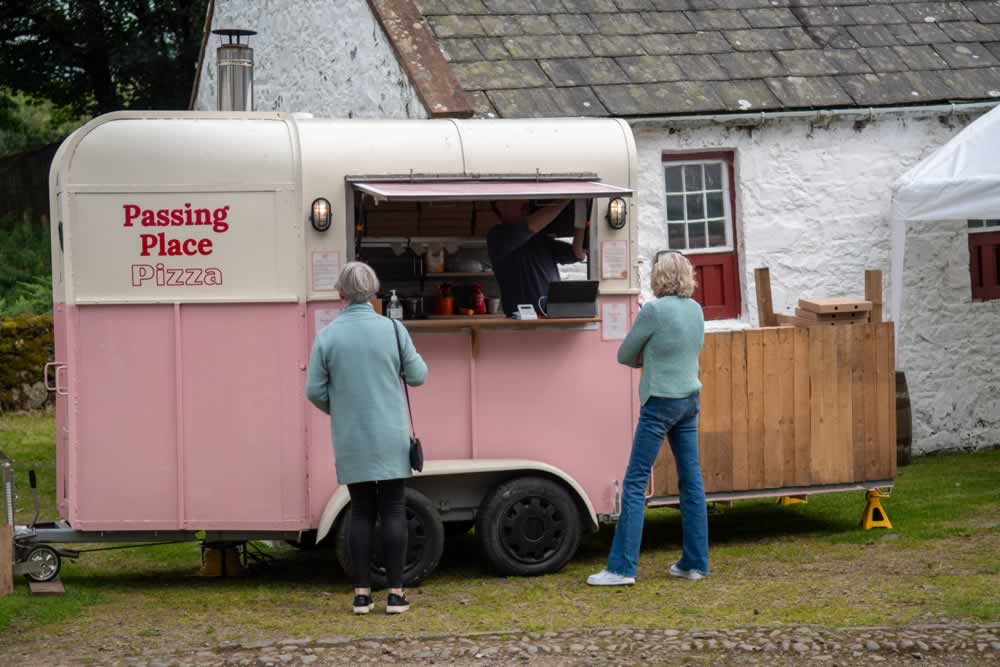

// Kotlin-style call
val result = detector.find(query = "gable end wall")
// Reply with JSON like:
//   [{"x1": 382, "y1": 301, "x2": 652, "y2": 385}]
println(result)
[{"x1": 194, "y1": 0, "x2": 427, "y2": 119}]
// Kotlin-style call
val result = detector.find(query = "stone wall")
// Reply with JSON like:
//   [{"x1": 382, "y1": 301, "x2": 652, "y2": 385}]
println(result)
[
  {"x1": 193, "y1": 0, "x2": 427, "y2": 119},
  {"x1": 633, "y1": 112, "x2": 999, "y2": 454},
  {"x1": 0, "y1": 315, "x2": 53, "y2": 412}
]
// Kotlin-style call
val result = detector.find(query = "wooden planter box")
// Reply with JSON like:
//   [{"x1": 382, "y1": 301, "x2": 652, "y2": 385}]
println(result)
[{"x1": 652, "y1": 322, "x2": 896, "y2": 499}]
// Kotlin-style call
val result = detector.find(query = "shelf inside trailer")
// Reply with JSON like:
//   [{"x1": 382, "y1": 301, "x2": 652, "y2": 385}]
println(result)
[
  {"x1": 360, "y1": 237, "x2": 488, "y2": 247},
  {"x1": 403, "y1": 316, "x2": 599, "y2": 330}
]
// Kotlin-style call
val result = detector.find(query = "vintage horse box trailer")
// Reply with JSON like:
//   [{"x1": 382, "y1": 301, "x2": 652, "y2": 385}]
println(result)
[{"x1": 3, "y1": 111, "x2": 894, "y2": 585}]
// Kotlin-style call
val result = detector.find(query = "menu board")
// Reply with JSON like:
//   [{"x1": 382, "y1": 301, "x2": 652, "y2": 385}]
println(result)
[
  {"x1": 314, "y1": 307, "x2": 342, "y2": 334},
  {"x1": 601, "y1": 302, "x2": 628, "y2": 341},
  {"x1": 312, "y1": 251, "x2": 341, "y2": 291},
  {"x1": 601, "y1": 240, "x2": 628, "y2": 280}
]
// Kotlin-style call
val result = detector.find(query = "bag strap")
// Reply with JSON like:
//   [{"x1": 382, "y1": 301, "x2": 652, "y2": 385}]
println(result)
[{"x1": 392, "y1": 320, "x2": 416, "y2": 437}]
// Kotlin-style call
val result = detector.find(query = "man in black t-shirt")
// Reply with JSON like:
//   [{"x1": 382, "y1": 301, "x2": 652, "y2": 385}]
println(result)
[{"x1": 486, "y1": 200, "x2": 588, "y2": 317}]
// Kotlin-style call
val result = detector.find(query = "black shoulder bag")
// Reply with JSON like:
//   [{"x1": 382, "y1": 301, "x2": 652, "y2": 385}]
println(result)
[{"x1": 393, "y1": 320, "x2": 424, "y2": 472}]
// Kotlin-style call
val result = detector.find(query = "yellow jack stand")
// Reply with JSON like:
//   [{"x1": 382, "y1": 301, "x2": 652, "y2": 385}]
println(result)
[
  {"x1": 860, "y1": 490, "x2": 893, "y2": 530},
  {"x1": 200, "y1": 543, "x2": 248, "y2": 577},
  {"x1": 777, "y1": 495, "x2": 808, "y2": 506}
]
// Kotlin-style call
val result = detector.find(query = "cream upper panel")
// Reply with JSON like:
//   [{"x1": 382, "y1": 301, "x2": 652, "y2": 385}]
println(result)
[
  {"x1": 65, "y1": 114, "x2": 295, "y2": 188},
  {"x1": 55, "y1": 113, "x2": 301, "y2": 304},
  {"x1": 297, "y1": 117, "x2": 639, "y2": 296}
]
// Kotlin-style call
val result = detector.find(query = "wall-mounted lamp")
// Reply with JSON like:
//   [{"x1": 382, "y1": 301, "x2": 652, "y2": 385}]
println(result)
[
  {"x1": 606, "y1": 197, "x2": 627, "y2": 230},
  {"x1": 310, "y1": 198, "x2": 332, "y2": 232}
]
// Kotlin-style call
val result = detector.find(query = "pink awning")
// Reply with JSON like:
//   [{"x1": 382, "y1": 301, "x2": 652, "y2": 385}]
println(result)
[{"x1": 351, "y1": 180, "x2": 632, "y2": 202}]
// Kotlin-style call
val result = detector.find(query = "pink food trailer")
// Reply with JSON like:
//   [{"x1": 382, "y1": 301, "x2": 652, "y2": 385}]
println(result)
[
  {"x1": 11, "y1": 111, "x2": 644, "y2": 585},
  {"x1": 8, "y1": 111, "x2": 894, "y2": 586}
]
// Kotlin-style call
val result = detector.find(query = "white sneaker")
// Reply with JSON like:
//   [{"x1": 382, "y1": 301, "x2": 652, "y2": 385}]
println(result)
[
  {"x1": 586, "y1": 569, "x2": 636, "y2": 586},
  {"x1": 669, "y1": 563, "x2": 706, "y2": 580}
]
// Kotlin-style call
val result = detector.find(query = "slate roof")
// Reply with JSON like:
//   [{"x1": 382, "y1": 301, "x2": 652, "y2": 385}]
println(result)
[{"x1": 416, "y1": 0, "x2": 1000, "y2": 117}]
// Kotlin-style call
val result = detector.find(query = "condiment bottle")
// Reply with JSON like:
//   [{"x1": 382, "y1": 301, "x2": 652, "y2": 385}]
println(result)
[
  {"x1": 388, "y1": 290, "x2": 404, "y2": 320},
  {"x1": 472, "y1": 284, "x2": 486, "y2": 314}
]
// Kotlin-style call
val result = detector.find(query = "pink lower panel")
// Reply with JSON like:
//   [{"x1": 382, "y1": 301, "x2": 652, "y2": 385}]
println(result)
[
  {"x1": 67, "y1": 303, "x2": 308, "y2": 531},
  {"x1": 179, "y1": 304, "x2": 307, "y2": 529},
  {"x1": 71, "y1": 305, "x2": 180, "y2": 528},
  {"x1": 474, "y1": 314, "x2": 635, "y2": 515},
  {"x1": 54, "y1": 305, "x2": 69, "y2": 518}
]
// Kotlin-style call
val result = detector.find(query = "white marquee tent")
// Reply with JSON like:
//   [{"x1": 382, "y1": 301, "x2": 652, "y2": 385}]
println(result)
[{"x1": 890, "y1": 104, "x2": 1000, "y2": 318}]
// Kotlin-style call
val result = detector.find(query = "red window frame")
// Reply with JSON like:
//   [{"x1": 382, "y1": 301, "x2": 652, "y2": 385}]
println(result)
[
  {"x1": 970, "y1": 230, "x2": 1000, "y2": 301},
  {"x1": 662, "y1": 151, "x2": 741, "y2": 320}
]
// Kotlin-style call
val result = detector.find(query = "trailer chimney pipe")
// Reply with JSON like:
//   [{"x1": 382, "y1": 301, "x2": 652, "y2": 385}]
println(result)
[{"x1": 213, "y1": 28, "x2": 256, "y2": 112}]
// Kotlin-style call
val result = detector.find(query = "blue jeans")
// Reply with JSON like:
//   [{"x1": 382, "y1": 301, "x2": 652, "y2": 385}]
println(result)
[{"x1": 607, "y1": 394, "x2": 708, "y2": 578}]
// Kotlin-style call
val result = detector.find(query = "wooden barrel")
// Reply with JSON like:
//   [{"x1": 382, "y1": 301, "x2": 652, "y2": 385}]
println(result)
[{"x1": 896, "y1": 371, "x2": 913, "y2": 466}]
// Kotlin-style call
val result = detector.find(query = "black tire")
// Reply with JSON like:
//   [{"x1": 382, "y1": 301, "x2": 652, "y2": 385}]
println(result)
[
  {"x1": 444, "y1": 520, "x2": 475, "y2": 538},
  {"x1": 335, "y1": 487, "x2": 444, "y2": 588},
  {"x1": 24, "y1": 545, "x2": 61, "y2": 583},
  {"x1": 477, "y1": 476, "x2": 582, "y2": 577}
]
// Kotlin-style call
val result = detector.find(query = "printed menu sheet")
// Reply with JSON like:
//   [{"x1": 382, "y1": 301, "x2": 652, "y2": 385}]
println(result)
[
  {"x1": 312, "y1": 251, "x2": 341, "y2": 291},
  {"x1": 314, "y1": 307, "x2": 342, "y2": 334},
  {"x1": 601, "y1": 302, "x2": 628, "y2": 341},
  {"x1": 601, "y1": 240, "x2": 628, "y2": 280}
]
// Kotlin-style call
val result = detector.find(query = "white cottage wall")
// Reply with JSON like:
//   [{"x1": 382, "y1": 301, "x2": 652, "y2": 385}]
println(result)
[
  {"x1": 193, "y1": 0, "x2": 427, "y2": 119},
  {"x1": 634, "y1": 113, "x2": 999, "y2": 454}
]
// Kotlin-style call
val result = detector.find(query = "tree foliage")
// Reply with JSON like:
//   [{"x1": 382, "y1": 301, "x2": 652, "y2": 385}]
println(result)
[
  {"x1": 0, "y1": 89, "x2": 87, "y2": 156},
  {"x1": 0, "y1": 220, "x2": 53, "y2": 316},
  {"x1": 0, "y1": 0, "x2": 209, "y2": 118}
]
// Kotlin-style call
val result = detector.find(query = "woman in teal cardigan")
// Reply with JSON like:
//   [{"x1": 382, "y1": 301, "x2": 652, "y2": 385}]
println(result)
[
  {"x1": 307, "y1": 262, "x2": 427, "y2": 614},
  {"x1": 588, "y1": 250, "x2": 708, "y2": 586}
]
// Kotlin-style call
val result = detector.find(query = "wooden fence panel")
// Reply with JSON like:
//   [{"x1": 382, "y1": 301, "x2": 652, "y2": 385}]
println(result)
[
  {"x1": 650, "y1": 322, "x2": 895, "y2": 499},
  {"x1": 792, "y1": 327, "x2": 812, "y2": 486},
  {"x1": 746, "y1": 329, "x2": 767, "y2": 489},
  {"x1": 730, "y1": 333, "x2": 750, "y2": 490}
]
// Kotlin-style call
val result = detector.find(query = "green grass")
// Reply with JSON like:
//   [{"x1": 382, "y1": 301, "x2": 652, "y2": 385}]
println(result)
[{"x1": 1, "y1": 413, "x2": 998, "y2": 654}]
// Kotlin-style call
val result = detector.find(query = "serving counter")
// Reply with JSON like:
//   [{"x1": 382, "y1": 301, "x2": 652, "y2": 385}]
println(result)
[{"x1": 402, "y1": 315, "x2": 601, "y2": 356}]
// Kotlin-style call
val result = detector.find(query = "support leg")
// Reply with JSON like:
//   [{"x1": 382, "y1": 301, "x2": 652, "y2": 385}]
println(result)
[{"x1": 860, "y1": 490, "x2": 892, "y2": 530}]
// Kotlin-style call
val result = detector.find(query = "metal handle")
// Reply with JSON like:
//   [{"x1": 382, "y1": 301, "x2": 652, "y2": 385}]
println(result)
[
  {"x1": 44, "y1": 362, "x2": 68, "y2": 395},
  {"x1": 43, "y1": 362, "x2": 57, "y2": 391},
  {"x1": 55, "y1": 365, "x2": 69, "y2": 396}
]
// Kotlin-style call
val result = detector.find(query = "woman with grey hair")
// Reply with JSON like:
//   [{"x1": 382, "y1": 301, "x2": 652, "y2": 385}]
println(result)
[
  {"x1": 588, "y1": 250, "x2": 708, "y2": 586},
  {"x1": 306, "y1": 261, "x2": 428, "y2": 614}
]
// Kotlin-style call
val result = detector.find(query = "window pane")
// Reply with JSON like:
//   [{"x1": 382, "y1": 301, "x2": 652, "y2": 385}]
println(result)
[
  {"x1": 708, "y1": 219, "x2": 726, "y2": 247},
  {"x1": 704, "y1": 163, "x2": 722, "y2": 189},
  {"x1": 706, "y1": 191, "x2": 724, "y2": 218},
  {"x1": 688, "y1": 222, "x2": 706, "y2": 248},
  {"x1": 686, "y1": 194, "x2": 705, "y2": 220},
  {"x1": 987, "y1": 220, "x2": 1000, "y2": 227},
  {"x1": 969, "y1": 220, "x2": 984, "y2": 228},
  {"x1": 667, "y1": 195, "x2": 685, "y2": 221},
  {"x1": 684, "y1": 165, "x2": 703, "y2": 191},
  {"x1": 665, "y1": 166, "x2": 684, "y2": 193},
  {"x1": 668, "y1": 223, "x2": 686, "y2": 249}
]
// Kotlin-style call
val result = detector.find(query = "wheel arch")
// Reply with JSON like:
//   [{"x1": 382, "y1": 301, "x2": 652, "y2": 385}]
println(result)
[{"x1": 315, "y1": 459, "x2": 599, "y2": 544}]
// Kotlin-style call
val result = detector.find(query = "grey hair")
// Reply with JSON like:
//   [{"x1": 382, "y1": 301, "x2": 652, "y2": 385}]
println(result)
[
  {"x1": 651, "y1": 252, "x2": 697, "y2": 298},
  {"x1": 336, "y1": 261, "x2": 380, "y2": 304}
]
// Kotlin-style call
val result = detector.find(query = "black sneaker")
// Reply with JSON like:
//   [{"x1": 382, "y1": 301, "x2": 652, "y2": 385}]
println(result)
[
  {"x1": 352, "y1": 594, "x2": 375, "y2": 615},
  {"x1": 386, "y1": 592, "x2": 410, "y2": 614}
]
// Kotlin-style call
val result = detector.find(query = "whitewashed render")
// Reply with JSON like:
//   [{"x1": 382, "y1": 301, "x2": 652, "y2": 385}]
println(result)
[
  {"x1": 634, "y1": 112, "x2": 999, "y2": 455},
  {"x1": 193, "y1": 0, "x2": 426, "y2": 119}
]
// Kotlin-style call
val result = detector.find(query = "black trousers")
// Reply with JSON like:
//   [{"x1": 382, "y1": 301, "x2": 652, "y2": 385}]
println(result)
[{"x1": 346, "y1": 479, "x2": 407, "y2": 589}]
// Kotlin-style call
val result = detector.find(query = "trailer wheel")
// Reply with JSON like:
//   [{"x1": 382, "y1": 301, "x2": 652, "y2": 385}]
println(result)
[
  {"x1": 335, "y1": 488, "x2": 444, "y2": 588},
  {"x1": 24, "y1": 545, "x2": 61, "y2": 583},
  {"x1": 477, "y1": 476, "x2": 582, "y2": 577}
]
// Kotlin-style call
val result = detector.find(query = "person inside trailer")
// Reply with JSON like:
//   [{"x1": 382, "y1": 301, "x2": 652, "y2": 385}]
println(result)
[{"x1": 486, "y1": 199, "x2": 589, "y2": 317}]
